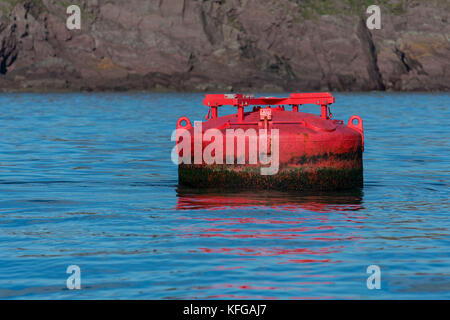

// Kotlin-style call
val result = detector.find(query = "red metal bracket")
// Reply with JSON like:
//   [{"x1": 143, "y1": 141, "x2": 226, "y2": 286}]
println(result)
[
  {"x1": 203, "y1": 92, "x2": 335, "y2": 121},
  {"x1": 347, "y1": 115, "x2": 364, "y2": 151},
  {"x1": 177, "y1": 116, "x2": 192, "y2": 130}
]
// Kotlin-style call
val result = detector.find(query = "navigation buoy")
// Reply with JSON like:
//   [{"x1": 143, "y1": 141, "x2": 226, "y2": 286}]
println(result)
[{"x1": 175, "y1": 93, "x2": 364, "y2": 190}]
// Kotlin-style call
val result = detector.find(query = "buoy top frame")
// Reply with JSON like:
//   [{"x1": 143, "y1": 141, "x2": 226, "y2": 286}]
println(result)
[{"x1": 203, "y1": 92, "x2": 335, "y2": 121}]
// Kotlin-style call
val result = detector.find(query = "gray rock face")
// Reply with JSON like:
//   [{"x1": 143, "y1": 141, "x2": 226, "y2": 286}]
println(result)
[{"x1": 0, "y1": 0, "x2": 448, "y2": 91}]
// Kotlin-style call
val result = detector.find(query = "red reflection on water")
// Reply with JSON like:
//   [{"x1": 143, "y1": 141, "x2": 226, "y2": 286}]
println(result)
[
  {"x1": 175, "y1": 187, "x2": 365, "y2": 298},
  {"x1": 199, "y1": 246, "x2": 342, "y2": 256},
  {"x1": 280, "y1": 259, "x2": 335, "y2": 264},
  {"x1": 175, "y1": 188, "x2": 365, "y2": 251},
  {"x1": 176, "y1": 188, "x2": 364, "y2": 214},
  {"x1": 179, "y1": 225, "x2": 363, "y2": 241}
]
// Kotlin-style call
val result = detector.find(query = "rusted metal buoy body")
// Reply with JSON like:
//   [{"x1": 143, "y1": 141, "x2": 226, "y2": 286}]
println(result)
[{"x1": 175, "y1": 93, "x2": 364, "y2": 191}]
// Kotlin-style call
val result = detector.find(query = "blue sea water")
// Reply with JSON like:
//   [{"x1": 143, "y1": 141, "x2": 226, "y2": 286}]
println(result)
[{"x1": 0, "y1": 92, "x2": 448, "y2": 299}]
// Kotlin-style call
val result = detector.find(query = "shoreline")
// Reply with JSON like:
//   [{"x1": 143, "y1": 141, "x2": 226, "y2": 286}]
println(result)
[{"x1": 0, "y1": 87, "x2": 448, "y2": 94}]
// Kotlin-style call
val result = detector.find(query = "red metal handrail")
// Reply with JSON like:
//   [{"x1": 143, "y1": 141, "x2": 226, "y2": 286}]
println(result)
[{"x1": 203, "y1": 92, "x2": 335, "y2": 121}]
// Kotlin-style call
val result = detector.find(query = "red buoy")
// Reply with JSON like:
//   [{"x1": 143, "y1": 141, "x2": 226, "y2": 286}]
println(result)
[{"x1": 175, "y1": 93, "x2": 364, "y2": 190}]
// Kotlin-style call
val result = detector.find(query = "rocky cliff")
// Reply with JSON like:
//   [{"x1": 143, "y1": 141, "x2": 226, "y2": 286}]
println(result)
[{"x1": 0, "y1": 0, "x2": 448, "y2": 92}]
